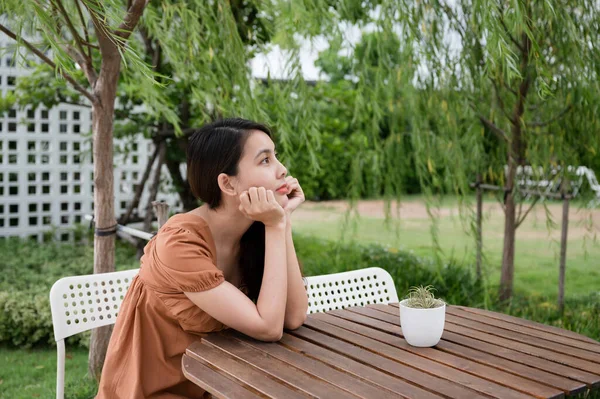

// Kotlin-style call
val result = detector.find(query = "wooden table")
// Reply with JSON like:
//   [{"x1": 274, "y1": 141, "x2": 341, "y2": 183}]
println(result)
[{"x1": 183, "y1": 304, "x2": 600, "y2": 398}]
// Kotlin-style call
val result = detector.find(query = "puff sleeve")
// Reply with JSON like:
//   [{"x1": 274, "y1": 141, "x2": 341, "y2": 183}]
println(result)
[{"x1": 144, "y1": 226, "x2": 224, "y2": 293}]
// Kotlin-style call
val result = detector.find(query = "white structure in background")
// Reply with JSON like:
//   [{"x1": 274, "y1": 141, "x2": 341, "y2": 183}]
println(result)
[
  {"x1": 506, "y1": 164, "x2": 600, "y2": 206},
  {"x1": 0, "y1": 34, "x2": 182, "y2": 241}
]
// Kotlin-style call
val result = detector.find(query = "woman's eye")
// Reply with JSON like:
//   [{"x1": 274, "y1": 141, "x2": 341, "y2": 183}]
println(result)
[{"x1": 261, "y1": 157, "x2": 270, "y2": 164}]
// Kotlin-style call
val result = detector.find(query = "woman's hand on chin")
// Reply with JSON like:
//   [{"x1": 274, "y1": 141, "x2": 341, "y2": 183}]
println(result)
[
  {"x1": 282, "y1": 176, "x2": 305, "y2": 215},
  {"x1": 238, "y1": 187, "x2": 286, "y2": 229}
]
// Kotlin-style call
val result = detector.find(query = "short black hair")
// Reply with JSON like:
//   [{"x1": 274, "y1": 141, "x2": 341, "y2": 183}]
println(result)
[{"x1": 186, "y1": 118, "x2": 272, "y2": 208}]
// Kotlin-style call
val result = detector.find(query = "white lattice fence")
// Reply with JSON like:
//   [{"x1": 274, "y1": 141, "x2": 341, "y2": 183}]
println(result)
[{"x1": 0, "y1": 34, "x2": 182, "y2": 241}]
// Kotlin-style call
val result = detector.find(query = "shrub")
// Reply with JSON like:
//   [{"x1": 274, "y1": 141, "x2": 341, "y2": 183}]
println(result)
[
  {"x1": 294, "y1": 234, "x2": 486, "y2": 306},
  {"x1": 0, "y1": 237, "x2": 138, "y2": 348},
  {"x1": 496, "y1": 292, "x2": 600, "y2": 341},
  {"x1": 1, "y1": 233, "x2": 597, "y2": 348}
]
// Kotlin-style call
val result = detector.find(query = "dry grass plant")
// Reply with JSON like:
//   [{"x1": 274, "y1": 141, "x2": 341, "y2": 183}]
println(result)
[{"x1": 404, "y1": 285, "x2": 445, "y2": 309}]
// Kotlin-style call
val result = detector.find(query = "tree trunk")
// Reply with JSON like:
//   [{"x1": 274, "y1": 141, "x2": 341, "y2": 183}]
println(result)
[
  {"x1": 165, "y1": 155, "x2": 197, "y2": 211},
  {"x1": 499, "y1": 31, "x2": 531, "y2": 302},
  {"x1": 499, "y1": 173, "x2": 517, "y2": 301},
  {"x1": 134, "y1": 141, "x2": 167, "y2": 259},
  {"x1": 558, "y1": 188, "x2": 570, "y2": 314},
  {"x1": 138, "y1": 34, "x2": 197, "y2": 212},
  {"x1": 476, "y1": 173, "x2": 483, "y2": 281},
  {"x1": 143, "y1": 140, "x2": 167, "y2": 232},
  {"x1": 89, "y1": 51, "x2": 121, "y2": 381},
  {"x1": 119, "y1": 143, "x2": 160, "y2": 225}
]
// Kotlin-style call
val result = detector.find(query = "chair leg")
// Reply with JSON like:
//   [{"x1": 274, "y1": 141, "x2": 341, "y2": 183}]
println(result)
[{"x1": 56, "y1": 339, "x2": 65, "y2": 399}]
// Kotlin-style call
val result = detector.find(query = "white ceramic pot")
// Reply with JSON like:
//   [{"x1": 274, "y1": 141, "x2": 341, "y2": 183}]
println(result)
[{"x1": 399, "y1": 299, "x2": 446, "y2": 347}]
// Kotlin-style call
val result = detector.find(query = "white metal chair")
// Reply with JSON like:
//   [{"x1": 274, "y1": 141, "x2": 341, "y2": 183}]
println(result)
[
  {"x1": 579, "y1": 166, "x2": 600, "y2": 207},
  {"x1": 48, "y1": 266, "x2": 396, "y2": 397},
  {"x1": 49, "y1": 268, "x2": 140, "y2": 399},
  {"x1": 303, "y1": 267, "x2": 399, "y2": 314},
  {"x1": 504, "y1": 164, "x2": 600, "y2": 206}
]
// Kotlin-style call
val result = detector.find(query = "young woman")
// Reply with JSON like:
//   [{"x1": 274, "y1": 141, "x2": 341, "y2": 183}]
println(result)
[{"x1": 96, "y1": 118, "x2": 308, "y2": 398}]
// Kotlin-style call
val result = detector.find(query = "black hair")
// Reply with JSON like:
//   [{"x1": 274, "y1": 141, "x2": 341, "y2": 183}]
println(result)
[{"x1": 187, "y1": 118, "x2": 271, "y2": 301}]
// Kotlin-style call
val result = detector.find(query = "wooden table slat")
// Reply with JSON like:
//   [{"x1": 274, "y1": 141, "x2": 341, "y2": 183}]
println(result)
[
  {"x1": 276, "y1": 332, "x2": 447, "y2": 399},
  {"x1": 186, "y1": 342, "x2": 313, "y2": 399},
  {"x1": 304, "y1": 317, "x2": 537, "y2": 399},
  {"x1": 290, "y1": 325, "x2": 491, "y2": 399},
  {"x1": 182, "y1": 354, "x2": 263, "y2": 399},
  {"x1": 452, "y1": 305, "x2": 600, "y2": 345},
  {"x1": 444, "y1": 313, "x2": 600, "y2": 363},
  {"x1": 377, "y1": 305, "x2": 600, "y2": 375},
  {"x1": 184, "y1": 304, "x2": 600, "y2": 399},
  {"x1": 201, "y1": 333, "x2": 362, "y2": 399},
  {"x1": 368, "y1": 304, "x2": 600, "y2": 387},
  {"x1": 443, "y1": 318, "x2": 600, "y2": 374},
  {"x1": 339, "y1": 306, "x2": 586, "y2": 395},
  {"x1": 220, "y1": 330, "x2": 442, "y2": 399},
  {"x1": 445, "y1": 307, "x2": 600, "y2": 354},
  {"x1": 441, "y1": 331, "x2": 600, "y2": 389},
  {"x1": 319, "y1": 311, "x2": 563, "y2": 399}
]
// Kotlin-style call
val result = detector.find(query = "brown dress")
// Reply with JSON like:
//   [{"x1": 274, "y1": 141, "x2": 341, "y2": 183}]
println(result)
[{"x1": 96, "y1": 213, "x2": 226, "y2": 399}]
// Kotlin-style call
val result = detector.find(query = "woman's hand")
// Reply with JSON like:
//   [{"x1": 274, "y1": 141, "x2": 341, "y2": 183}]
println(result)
[
  {"x1": 239, "y1": 187, "x2": 286, "y2": 228},
  {"x1": 282, "y1": 176, "x2": 305, "y2": 215}
]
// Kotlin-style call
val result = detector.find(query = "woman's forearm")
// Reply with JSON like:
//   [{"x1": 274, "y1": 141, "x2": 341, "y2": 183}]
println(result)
[
  {"x1": 256, "y1": 224, "x2": 288, "y2": 337},
  {"x1": 283, "y1": 222, "x2": 308, "y2": 329}
]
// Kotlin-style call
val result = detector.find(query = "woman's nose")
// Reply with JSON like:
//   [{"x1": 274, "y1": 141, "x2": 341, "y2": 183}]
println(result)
[{"x1": 278, "y1": 161, "x2": 287, "y2": 179}]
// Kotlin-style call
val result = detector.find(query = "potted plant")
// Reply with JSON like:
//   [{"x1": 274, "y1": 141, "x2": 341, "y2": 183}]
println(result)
[{"x1": 399, "y1": 285, "x2": 446, "y2": 347}]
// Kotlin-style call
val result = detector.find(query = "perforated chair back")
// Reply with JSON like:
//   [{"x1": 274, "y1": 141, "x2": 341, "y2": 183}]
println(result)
[
  {"x1": 50, "y1": 268, "x2": 140, "y2": 341},
  {"x1": 304, "y1": 267, "x2": 398, "y2": 314},
  {"x1": 49, "y1": 268, "x2": 139, "y2": 399}
]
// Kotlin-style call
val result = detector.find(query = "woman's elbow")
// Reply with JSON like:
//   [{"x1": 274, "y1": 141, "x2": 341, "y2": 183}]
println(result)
[
  {"x1": 255, "y1": 322, "x2": 284, "y2": 342},
  {"x1": 262, "y1": 327, "x2": 284, "y2": 342},
  {"x1": 285, "y1": 312, "x2": 307, "y2": 330}
]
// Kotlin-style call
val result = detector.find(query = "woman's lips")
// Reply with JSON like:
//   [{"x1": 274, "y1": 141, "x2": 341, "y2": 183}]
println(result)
[{"x1": 276, "y1": 185, "x2": 288, "y2": 194}]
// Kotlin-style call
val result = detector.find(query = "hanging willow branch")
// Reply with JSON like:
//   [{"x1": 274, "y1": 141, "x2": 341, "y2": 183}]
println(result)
[
  {"x1": 477, "y1": 113, "x2": 510, "y2": 142},
  {"x1": 497, "y1": 5, "x2": 525, "y2": 53},
  {"x1": 516, "y1": 197, "x2": 540, "y2": 228},
  {"x1": 0, "y1": 23, "x2": 95, "y2": 102},
  {"x1": 74, "y1": 0, "x2": 93, "y2": 58},
  {"x1": 5, "y1": 0, "x2": 600, "y2": 305},
  {"x1": 489, "y1": 76, "x2": 515, "y2": 123},
  {"x1": 528, "y1": 104, "x2": 574, "y2": 127},
  {"x1": 54, "y1": 0, "x2": 88, "y2": 61}
]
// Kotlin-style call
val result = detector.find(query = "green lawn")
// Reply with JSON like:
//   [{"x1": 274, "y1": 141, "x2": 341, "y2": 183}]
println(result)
[
  {"x1": 2, "y1": 196, "x2": 598, "y2": 398},
  {"x1": 292, "y1": 197, "x2": 600, "y2": 299},
  {"x1": 0, "y1": 346, "x2": 96, "y2": 399}
]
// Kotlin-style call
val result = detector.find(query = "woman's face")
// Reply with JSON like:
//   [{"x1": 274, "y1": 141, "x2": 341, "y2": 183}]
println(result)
[{"x1": 233, "y1": 130, "x2": 289, "y2": 208}]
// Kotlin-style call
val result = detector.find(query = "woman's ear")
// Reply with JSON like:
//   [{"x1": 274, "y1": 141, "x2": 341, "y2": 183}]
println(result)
[{"x1": 217, "y1": 173, "x2": 238, "y2": 197}]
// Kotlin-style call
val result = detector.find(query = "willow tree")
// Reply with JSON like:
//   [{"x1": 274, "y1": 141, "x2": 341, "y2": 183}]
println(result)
[
  {"x1": 119, "y1": 0, "x2": 276, "y2": 222},
  {"x1": 3, "y1": 0, "x2": 438, "y2": 377},
  {"x1": 121, "y1": 0, "x2": 415, "y2": 215},
  {"x1": 6, "y1": 4, "x2": 278, "y2": 238},
  {"x1": 0, "y1": 0, "x2": 387, "y2": 378},
  {"x1": 398, "y1": 1, "x2": 600, "y2": 300},
  {"x1": 0, "y1": 0, "x2": 178, "y2": 379},
  {"x1": 1, "y1": 0, "x2": 283, "y2": 378}
]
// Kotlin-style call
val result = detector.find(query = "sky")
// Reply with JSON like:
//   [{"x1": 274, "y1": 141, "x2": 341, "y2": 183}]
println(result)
[
  {"x1": 249, "y1": 23, "x2": 365, "y2": 81},
  {"x1": 250, "y1": 40, "x2": 327, "y2": 81},
  {"x1": 248, "y1": 8, "x2": 463, "y2": 84}
]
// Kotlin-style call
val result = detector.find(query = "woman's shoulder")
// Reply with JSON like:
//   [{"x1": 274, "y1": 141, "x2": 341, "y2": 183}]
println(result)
[
  {"x1": 162, "y1": 212, "x2": 210, "y2": 235},
  {"x1": 154, "y1": 212, "x2": 215, "y2": 254},
  {"x1": 142, "y1": 212, "x2": 220, "y2": 281}
]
